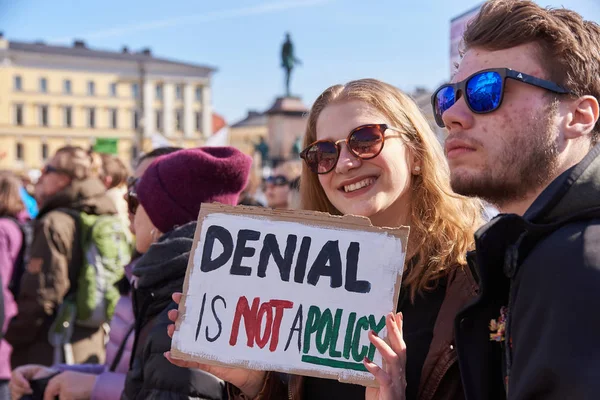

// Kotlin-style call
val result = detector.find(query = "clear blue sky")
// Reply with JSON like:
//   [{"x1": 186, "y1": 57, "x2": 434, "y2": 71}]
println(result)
[{"x1": 1, "y1": 0, "x2": 598, "y2": 124}]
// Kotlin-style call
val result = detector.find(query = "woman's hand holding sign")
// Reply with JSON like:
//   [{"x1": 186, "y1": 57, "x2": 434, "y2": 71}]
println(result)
[
  {"x1": 364, "y1": 312, "x2": 407, "y2": 400},
  {"x1": 165, "y1": 293, "x2": 267, "y2": 398},
  {"x1": 166, "y1": 292, "x2": 407, "y2": 400}
]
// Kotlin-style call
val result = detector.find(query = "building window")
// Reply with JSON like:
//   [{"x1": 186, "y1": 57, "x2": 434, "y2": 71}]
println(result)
[
  {"x1": 155, "y1": 84, "x2": 163, "y2": 100},
  {"x1": 110, "y1": 108, "x2": 118, "y2": 129},
  {"x1": 41, "y1": 143, "x2": 49, "y2": 160},
  {"x1": 175, "y1": 109, "x2": 183, "y2": 131},
  {"x1": 176, "y1": 85, "x2": 183, "y2": 100},
  {"x1": 132, "y1": 110, "x2": 139, "y2": 129},
  {"x1": 132, "y1": 83, "x2": 139, "y2": 98},
  {"x1": 14, "y1": 104, "x2": 24, "y2": 126},
  {"x1": 87, "y1": 107, "x2": 96, "y2": 128},
  {"x1": 110, "y1": 83, "x2": 117, "y2": 97},
  {"x1": 64, "y1": 79, "x2": 72, "y2": 94},
  {"x1": 64, "y1": 106, "x2": 72, "y2": 128},
  {"x1": 195, "y1": 86, "x2": 202, "y2": 101},
  {"x1": 156, "y1": 110, "x2": 162, "y2": 131},
  {"x1": 88, "y1": 81, "x2": 95, "y2": 96},
  {"x1": 16, "y1": 142, "x2": 24, "y2": 161},
  {"x1": 40, "y1": 78, "x2": 47, "y2": 93},
  {"x1": 39, "y1": 105, "x2": 49, "y2": 127},
  {"x1": 195, "y1": 111, "x2": 201, "y2": 131},
  {"x1": 14, "y1": 76, "x2": 22, "y2": 91}
]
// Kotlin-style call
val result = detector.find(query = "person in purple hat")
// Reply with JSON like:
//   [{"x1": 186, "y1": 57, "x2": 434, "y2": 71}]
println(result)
[{"x1": 121, "y1": 146, "x2": 252, "y2": 400}]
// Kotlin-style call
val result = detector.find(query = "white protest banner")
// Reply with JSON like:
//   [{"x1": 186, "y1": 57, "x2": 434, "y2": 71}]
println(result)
[{"x1": 170, "y1": 203, "x2": 409, "y2": 387}]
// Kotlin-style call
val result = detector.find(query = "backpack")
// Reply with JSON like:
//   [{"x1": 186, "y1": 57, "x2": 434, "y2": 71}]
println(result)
[
  {"x1": 0, "y1": 217, "x2": 34, "y2": 299},
  {"x1": 53, "y1": 211, "x2": 133, "y2": 330}
]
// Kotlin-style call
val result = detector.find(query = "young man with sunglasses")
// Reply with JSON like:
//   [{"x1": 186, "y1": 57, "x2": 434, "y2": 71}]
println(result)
[{"x1": 431, "y1": 1, "x2": 600, "y2": 398}]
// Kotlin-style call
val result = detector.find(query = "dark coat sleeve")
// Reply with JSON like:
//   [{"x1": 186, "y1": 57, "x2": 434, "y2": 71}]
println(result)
[
  {"x1": 122, "y1": 302, "x2": 226, "y2": 400},
  {"x1": 508, "y1": 221, "x2": 600, "y2": 400}
]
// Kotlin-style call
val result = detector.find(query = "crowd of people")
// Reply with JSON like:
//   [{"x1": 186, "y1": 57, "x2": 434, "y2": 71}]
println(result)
[{"x1": 0, "y1": 0, "x2": 599, "y2": 399}]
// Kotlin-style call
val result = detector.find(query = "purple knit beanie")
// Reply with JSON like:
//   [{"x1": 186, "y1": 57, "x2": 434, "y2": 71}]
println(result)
[{"x1": 136, "y1": 146, "x2": 252, "y2": 233}]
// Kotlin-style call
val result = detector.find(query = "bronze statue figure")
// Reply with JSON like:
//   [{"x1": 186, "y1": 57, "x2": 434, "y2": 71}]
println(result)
[{"x1": 281, "y1": 32, "x2": 301, "y2": 97}]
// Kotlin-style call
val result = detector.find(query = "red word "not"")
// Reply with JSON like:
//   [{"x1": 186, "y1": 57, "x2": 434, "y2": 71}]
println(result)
[{"x1": 229, "y1": 296, "x2": 293, "y2": 352}]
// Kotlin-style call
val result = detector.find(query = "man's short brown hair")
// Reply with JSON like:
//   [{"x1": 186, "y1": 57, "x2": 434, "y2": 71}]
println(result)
[{"x1": 463, "y1": 0, "x2": 600, "y2": 144}]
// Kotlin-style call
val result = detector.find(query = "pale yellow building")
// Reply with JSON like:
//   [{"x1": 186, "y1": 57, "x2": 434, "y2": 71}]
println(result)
[
  {"x1": 0, "y1": 34, "x2": 216, "y2": 173},
  {"x1": 229, "y1": 110, "x2": 268, "y2": 156}
]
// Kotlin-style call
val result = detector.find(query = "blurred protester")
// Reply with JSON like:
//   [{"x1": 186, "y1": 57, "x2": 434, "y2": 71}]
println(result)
[
  {"x1": 264, "y1": 159, "x2": 301, "y2": 209},
  {"x1": 5, "y1": 146, "x2": 120, "y2": 368},
  {"x1": 0, "y1": 172, "x2": 26, "y2": 399},
  {"x1": 98, "y1": 153, "x2": 131, "y2": 234},
  {"x1": 8, "y1": 147, "x2": 181, "y2": 400},
  {"x1": 122, "y1": 147, "x2": 251, "y2": 399}
]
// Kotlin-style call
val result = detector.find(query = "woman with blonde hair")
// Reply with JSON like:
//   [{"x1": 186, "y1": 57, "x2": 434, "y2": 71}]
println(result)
[{"x1": 165, "y1": 79, "x2": 483, "y2": 400}]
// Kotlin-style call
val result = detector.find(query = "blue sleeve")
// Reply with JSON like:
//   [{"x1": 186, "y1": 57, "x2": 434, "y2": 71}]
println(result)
[{"x1": 19, "y1": 186, "x2": 38, "y2": 219}]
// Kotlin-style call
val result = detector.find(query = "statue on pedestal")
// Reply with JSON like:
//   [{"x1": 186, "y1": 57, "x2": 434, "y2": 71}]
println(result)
[
  {"x1": 254, "y1": 136, "x2": 270, "y2": 167},
  {"x1": 281, "y1": 32, "x2": 302, "y2": 97}
]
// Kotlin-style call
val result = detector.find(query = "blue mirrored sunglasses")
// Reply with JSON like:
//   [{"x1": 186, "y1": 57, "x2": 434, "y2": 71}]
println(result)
[{"x1": 431, "y1": 68, "x2": 571, "y2": 128}]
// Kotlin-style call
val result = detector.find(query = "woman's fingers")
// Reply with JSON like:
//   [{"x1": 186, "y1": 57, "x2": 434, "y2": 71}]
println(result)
[
  {"x1": 168, "y1": 308, "x2": 179, "y2": 323},
  {"x1": 368, "y1": 327, "x2": 398, "y2": 363},
  {"x1": 387, "y1": 312, "x2": 406, "y2": 357},
  {"x1": 365, "y1": 313, "x2": 407, "y2": 378},
  {"x1": 363, "y1": 356, "x2": 392, "y2": 387},
  {"x1": 164, "y1": 351, "x2": 199, "y2": 369},
  {"x1": 172, "y1": 292, "x2": 182, "y2": 304}
]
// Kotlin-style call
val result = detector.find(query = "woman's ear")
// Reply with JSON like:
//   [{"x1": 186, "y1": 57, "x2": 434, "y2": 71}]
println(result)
[{"x1": 150, "y1": 228, "x2": 163, "y2": 242}]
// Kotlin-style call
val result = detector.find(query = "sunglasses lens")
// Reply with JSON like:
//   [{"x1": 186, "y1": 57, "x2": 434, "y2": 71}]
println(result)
[
  {"x1": 434, "y1": 86, "x2": 456, "y2": 125},
  {"x1": 274, "y1": 176, "x2": 288, "y2": 186},
  {"x1": 466, "y1": 71, "x2": 502, "y2": 113},
  {"x1": 127, "y1": 192, "x2": 138, "y2": 214},
  {"x1": 349, "y1": 126, "x2": 384, "y2": 158},
  {"x1": 304, "y1": 141, "x2": 338, "y2": 174},
  {"x1": 265, "y1": 176, "x2": 288, "y2": 186}
]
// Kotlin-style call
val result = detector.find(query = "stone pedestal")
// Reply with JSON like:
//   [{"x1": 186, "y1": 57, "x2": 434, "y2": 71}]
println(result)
[{"x1": 266, "y1": 96, "x2": 308, "y2": 165}]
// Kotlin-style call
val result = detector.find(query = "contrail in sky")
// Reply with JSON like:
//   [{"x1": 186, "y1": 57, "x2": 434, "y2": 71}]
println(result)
[{"x1": 51, "y1": 0, "x2": 332, "y2": 42}]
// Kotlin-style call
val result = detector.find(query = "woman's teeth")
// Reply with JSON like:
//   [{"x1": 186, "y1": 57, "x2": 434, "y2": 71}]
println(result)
[{"x1": 344, "y1": 177, "x2": 376, "y2": 193}]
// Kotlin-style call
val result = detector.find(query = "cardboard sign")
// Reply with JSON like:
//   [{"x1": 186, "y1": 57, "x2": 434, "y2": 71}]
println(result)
[{"x1": 170, "y1": 204, "x2": 409, "y2": 387}]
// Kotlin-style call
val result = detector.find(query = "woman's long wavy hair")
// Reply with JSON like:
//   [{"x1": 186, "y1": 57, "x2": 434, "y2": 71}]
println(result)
[{"x1": 300, "y1": 79, "x2": 483, "y2": 300}]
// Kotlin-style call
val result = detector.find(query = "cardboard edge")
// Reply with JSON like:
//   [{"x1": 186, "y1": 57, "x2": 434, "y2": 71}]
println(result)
[
  {"x1": 169, "y1": 348, "x2": 379, "y2": 388},
  {"x1": 173, "y1": 207, "x2": 208, "y2": 344},
  {"x1": 197, "y1": 203, "x2": 410, "y2": 239},
  {"x1": 171, "y1": 202, "x2": 410, "y2": 388}
]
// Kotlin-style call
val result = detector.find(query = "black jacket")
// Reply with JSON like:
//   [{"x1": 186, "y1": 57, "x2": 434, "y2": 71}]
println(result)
[
  {"x1": 122, "y1": 221, "x2": 226, "y2": 400},
  {"x1": 455, "y1": 144, "x2": 600, "y2": 400}
]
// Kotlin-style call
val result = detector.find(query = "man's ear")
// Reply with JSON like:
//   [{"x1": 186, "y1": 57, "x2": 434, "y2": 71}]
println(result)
[
  {"x1": 58, "y1": 174, "x2": 72, "y2": 189},
  {"x1": 563, "y1": 95, "x2": 599, "y2": 140}
]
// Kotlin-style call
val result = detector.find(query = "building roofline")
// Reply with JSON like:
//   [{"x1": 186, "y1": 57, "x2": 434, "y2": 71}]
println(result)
[{"x1": 7, "y1": 39, "x2": 218, "y2": 73}]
